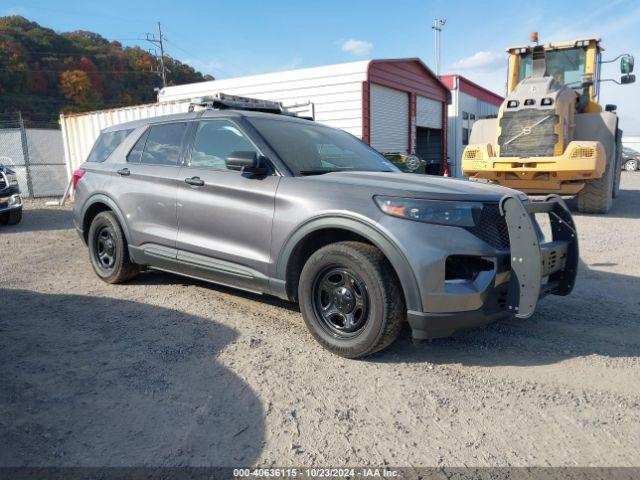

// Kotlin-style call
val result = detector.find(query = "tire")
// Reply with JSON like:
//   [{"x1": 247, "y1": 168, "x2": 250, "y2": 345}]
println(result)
[
  {"x1": 6, "y1": 207, "x2": 22, "y2": 225},
  {"x1": 298, "y1": 241, "x2": 405, "y2": 358},
  {"x1": 88, "y1": 211, "x2": 139, "y2": 283},
  {"x1": 624, "y1": 159, "x2": 638, "y2": 172},
  {"x1": 577, "y1": 153, "x2": 615, "y2": 214}
]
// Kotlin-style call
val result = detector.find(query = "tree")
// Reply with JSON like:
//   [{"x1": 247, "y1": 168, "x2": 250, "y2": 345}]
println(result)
[{"x1": 59, "y1": 69, "x2": 100, "y2": 110}]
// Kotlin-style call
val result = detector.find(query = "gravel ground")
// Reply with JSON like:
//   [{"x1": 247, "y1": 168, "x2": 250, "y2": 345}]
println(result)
[{"x1": 1, "y1": 173, "x2": 639, "y2": 468}]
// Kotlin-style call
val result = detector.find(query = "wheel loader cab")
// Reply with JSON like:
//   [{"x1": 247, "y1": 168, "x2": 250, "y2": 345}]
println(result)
[
  {"x1": 462, "y1": 35, "x2": 634, "y2": 213},
  {"x1": 507, "y1": 38, "x2": 603, "y2": 114}
]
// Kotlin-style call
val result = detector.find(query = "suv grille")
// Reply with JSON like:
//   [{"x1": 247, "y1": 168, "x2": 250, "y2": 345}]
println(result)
[
  {"x1": 467, "y1": 203, "x2": 510, "y2": 250},
  {"x1": 0, "y1": 173, "x2": 7, "y2": 190},
  {"x1": 498, "y1": 110, "x2": 558, "y2": 157}
]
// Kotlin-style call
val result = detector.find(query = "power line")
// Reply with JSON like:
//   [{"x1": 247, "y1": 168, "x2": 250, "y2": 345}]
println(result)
[
  {"x1": 3, "y1": 45, "x2": 149, "y2": 57},
  {"x1": 0, "y1": 67, "x2": 160, "y2": 74}
]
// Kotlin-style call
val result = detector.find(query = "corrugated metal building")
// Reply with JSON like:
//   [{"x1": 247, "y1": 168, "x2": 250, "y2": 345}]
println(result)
[
  {"x1": 440, "y1": 74, "x2": 504, "y2": 177},
  {"x1": 61, "y1": 58, "x2": 450, "y2": 177}
]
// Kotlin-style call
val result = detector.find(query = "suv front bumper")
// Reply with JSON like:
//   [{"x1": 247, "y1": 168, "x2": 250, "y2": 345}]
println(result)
[{"x1": 408, "y1": 195, "x2": 578, "y2": 340}]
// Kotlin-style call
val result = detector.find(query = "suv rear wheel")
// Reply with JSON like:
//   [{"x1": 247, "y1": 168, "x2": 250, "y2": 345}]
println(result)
[
  {"x1": 88, "y1": 211, "x2": 139, "y2": 283},
  {"x1": 298, "y1": 241, "x2": 404, "y2": 358}
]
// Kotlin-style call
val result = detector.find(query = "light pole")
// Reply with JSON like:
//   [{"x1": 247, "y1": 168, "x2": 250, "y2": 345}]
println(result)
[{"x1": 432, "y1": 18, "x2": 447, "y2": 75}]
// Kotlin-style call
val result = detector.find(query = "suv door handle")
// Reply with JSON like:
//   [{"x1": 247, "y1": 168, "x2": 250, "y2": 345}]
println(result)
[
  {"x1": 185, "y1": 176, "x2": 205, "y2": 187},
  {"x1": 117, "y1": 168, "x2": 130, "y2": 176}
]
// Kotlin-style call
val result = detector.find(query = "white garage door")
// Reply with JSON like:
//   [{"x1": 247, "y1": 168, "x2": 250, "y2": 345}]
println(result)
[
  {"x1": 416, "y1": 95, "x2": 442, "y2": 129},
  {"x1": 370, "y1": 84, "x2": 409, "y2": 153}
]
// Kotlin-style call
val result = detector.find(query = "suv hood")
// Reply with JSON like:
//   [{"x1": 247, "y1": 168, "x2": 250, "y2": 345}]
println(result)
[{"x1": 301, "y1": 171, "x2": 525, "y2": 202}]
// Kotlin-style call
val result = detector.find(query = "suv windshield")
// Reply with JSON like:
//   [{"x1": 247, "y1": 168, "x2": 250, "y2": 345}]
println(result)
[
  {"x1": 249, "y1": 118, "x2": 399, "y2": 175},
  {"x1": 518, "y1": 47, "x2": 586, "y2": 87}
]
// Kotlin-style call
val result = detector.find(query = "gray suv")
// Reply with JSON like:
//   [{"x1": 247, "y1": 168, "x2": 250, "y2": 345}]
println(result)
[{"x1": 73, "y1": 97, "x2": 579, "y2": 358}]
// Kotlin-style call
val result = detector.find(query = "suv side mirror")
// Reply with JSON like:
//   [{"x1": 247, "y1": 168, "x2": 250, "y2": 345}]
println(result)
[
  {"x1": 621, "y1": 74, "x2": 636, "y2": 85},
  {"x1": 621, "y1": 55, "x2": 634, "y2": 74},
  {"x1": 226, "y1": 151, "x2": 269, "y2": 174}
]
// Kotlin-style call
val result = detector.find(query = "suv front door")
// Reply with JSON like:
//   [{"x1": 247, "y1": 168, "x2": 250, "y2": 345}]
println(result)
[
  {"x1": 176, "y1": 119, "x2": 280, "y2": 292},
  {"x1": 112, "y1": 121, "x2": 188, "y2": 270}
]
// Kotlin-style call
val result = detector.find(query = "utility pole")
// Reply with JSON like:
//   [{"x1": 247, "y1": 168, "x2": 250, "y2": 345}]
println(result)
[
  {"x1": 432, "y1": 18, "x2": 447, "y2": 76},
  {"x1": 146, "y1": 22, "x2": 167, "y2": 87}
]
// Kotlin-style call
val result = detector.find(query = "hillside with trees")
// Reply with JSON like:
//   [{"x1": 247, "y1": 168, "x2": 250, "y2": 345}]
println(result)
[{"x1": 0, "y1": 16, "x2": 213, "y2": 124}]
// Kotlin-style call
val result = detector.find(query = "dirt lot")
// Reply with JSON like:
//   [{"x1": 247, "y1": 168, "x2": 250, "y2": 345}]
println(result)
[{"x1": 1, "y1": 173, "x2": 639, "y2": 468}]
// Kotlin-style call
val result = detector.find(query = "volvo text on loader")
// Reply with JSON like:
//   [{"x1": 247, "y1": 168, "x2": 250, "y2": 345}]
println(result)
[{"x1": 462, "y1": 34, "x2": 635, "y2": 213}]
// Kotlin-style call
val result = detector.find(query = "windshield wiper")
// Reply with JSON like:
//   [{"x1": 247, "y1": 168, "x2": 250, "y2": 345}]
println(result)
[
  {"x1": 298, "y1": 168, "x2": 394, "y2": 176},
  {"x1": 299, "y1": 168, "x2": 352, "y2": 176}
]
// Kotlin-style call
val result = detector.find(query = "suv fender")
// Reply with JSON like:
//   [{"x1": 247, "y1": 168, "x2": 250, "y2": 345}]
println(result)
[
  {"x1": 273, "y1": 214, "x2": 422, "y2": 313},
  {"x1": 81, "y1": 194, "x2": 132, "y2": 245}
]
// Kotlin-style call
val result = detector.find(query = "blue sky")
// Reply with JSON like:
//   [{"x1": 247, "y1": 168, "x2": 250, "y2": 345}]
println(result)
[{"x1": 4, "y1": 0, "x2": 640, "y2": 130}]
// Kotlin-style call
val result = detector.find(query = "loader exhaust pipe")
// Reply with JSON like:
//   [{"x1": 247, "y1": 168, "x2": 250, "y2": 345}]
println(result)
[{"x1": 531, "y1": 44, "x2": 547, "y2": 78}]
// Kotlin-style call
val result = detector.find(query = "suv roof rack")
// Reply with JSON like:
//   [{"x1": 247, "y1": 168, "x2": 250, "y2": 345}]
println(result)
[{"x1": 188, "y1": 93, "x2": 315, "y2": 120}]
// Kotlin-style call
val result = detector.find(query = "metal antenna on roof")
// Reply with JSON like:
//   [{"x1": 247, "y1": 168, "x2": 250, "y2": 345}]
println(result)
[{"x1": 432, "y1": 18, "x2": 447, "y2": 76}]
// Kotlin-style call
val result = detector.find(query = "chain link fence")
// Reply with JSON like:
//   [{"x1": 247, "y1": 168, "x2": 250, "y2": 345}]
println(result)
[{"x1": 0, "y1": 112, "x2": 67, "y2": 198}]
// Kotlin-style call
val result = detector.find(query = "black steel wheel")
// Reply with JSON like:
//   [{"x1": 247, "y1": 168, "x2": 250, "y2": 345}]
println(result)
[
  {"x1": 313, "y1": 267, "x2": 369, "y2": 338},
  {"x1": 95, "y1": 225, "x2": 117, "y2": 270},
  {"x1": 88, "y1": 211, "x2": 139, "y2": 283},
  {"x1": 298, "y1": 241, "x2": 405, "y2": 358}
]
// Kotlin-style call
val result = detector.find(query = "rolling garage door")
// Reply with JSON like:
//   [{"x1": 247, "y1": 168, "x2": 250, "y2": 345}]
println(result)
[
  {"x1": 416, "y1": 95, "x2": 443, "y2": 173},
  {"x1": 416, "y1": 96, "x2": 442, "y2": 129},
  {"x1": 370, "y1": 84, "x2": 409, "y2": 153}
]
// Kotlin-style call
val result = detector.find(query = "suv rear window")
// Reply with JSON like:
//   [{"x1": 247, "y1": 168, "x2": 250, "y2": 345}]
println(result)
[{"x1": 86, "y1": 129, "x2": 134, "y2": 163}]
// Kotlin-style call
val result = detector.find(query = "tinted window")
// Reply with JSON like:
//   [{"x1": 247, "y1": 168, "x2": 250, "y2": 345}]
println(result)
[
  {"x1": 127, "y1": 129, "x2": 149, "y2": 163},
  {"x1": 140, "y1": 122, "x2": 187, "y2": 166},
  {"x1": 249, "y1": 118, "x2": 397, "y2": 176},
  {"x1": 190, "y1": 120, "x2": 259, "y2": 170},
  {"x1": 87, "y1": 129, "x2": 133, "y2": 163}
]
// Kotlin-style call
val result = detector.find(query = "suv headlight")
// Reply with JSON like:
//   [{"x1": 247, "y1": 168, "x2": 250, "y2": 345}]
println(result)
[{"x1": 374, "y1": 196, "x2": 482, "y2": 227}]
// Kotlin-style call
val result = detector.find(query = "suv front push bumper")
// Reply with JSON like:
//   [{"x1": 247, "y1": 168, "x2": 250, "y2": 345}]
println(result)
[{"x1": 407, "y1": 194, "x2": 578, "y2": 340}]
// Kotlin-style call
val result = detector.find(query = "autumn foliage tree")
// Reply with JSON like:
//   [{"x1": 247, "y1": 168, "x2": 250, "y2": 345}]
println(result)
[{"x1": 0, "y1": 16, "x2": 213, "y2": 122}]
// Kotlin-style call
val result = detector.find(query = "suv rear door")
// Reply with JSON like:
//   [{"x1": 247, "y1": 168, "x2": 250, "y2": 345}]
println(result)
[
  {"x1": 111, "y1": 121, "x2": 189, "y2": 270},
  {"x1": 175, "y1": 118, "x2": 280, "y2": 292}
]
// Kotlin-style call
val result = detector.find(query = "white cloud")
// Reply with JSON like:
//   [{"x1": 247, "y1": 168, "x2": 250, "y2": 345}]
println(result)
[
  {"x1": 341, "y1": 39, "x2": 373, "y2": 56},
  {"x1": 450, "y1": 51, "x2": 504, "y2": 73}
]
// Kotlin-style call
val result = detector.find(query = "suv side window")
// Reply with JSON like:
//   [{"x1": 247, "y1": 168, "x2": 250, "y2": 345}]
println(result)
[
  {"x1": 190, "y1": 120, "x2": 259, "y2": 170},
  {"x1": 87, "y1": 129, "x2": 134, "y2": 163},
  {"x1": 135, "y1": 122, "x2": 188, "y2": 166}
]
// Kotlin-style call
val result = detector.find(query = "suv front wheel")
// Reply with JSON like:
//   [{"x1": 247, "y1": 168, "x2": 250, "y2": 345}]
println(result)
[
  {"x1": 88, "y1": 211, "x2": 139, "y2": 284},
  {"x1": 298, "y1": 241, "x2": 405, "y2": 358}
]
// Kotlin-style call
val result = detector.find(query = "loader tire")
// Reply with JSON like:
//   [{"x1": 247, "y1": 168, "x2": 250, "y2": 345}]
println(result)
[{"x1": 576, "y1": 156, "x2": 614, "y2": 214}]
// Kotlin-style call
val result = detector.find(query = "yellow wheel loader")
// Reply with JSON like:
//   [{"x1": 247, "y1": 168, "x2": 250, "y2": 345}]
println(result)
[{"x1": 462, "y1": 35, "x2": 635, "y2": 213}]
